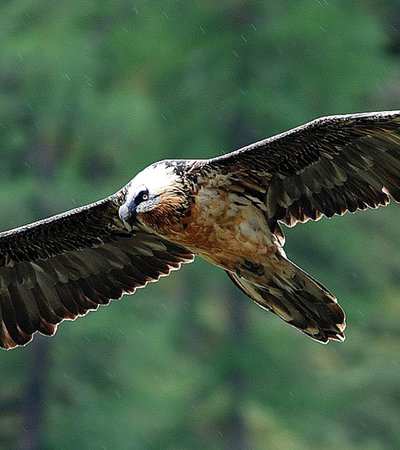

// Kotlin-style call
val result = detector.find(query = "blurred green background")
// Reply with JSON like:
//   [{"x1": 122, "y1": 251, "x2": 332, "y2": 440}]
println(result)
[{"x1": 1, "y1": 1, "x2": 400, "y2": 449}]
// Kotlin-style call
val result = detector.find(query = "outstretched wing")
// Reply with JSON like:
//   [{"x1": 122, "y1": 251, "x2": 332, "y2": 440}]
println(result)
[
  {"x1": 0, "y1": 192, "x2": 194, "y2": 349},
  {"x1": 209, "y1": 111, "x2": 400, "y2": 227}
]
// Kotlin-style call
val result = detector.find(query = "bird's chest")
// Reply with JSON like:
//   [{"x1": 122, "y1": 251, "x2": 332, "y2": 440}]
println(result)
[{"x1": 164, "y1": 186, "x2": 276, "y2": 270}]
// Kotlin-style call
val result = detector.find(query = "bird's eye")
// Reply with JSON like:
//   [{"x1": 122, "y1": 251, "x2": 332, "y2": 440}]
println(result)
[{"x1": 136, "y1": 190, "x2": 149, "y2": 204}]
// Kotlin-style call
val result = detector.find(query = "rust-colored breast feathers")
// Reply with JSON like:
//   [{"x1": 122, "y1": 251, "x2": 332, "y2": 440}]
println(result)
[{"x1": 138, "y1": 189, "x2": 192, "y2": 232}]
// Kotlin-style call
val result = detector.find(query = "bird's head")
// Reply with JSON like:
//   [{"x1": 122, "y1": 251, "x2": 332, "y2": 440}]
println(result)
[{"x1": 119, "y1": 161, "x2": 193, "y2": 234}]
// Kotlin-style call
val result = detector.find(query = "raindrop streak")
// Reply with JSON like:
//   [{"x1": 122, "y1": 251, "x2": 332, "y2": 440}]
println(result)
[{"x1": 84, "y1": 74, "x2": 92, "y2": 87}]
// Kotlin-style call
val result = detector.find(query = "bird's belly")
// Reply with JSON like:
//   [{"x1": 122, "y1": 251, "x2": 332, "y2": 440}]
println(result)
[{"x1": 164, "y1": 197, "x2": 278, "y2": 271}]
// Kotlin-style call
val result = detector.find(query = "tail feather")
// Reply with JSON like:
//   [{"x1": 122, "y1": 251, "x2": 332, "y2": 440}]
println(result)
[{"x1": 226, "y1": 259, "x2": 346, "y2": 343}]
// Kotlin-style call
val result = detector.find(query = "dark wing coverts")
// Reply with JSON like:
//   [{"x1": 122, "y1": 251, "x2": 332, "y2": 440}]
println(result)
[
  {"x1": 210, "y1": 111, "x2": 400, "y2": 227},
  {"x1": 0, "y1": 193, "x2": 193, "y2": 349}
]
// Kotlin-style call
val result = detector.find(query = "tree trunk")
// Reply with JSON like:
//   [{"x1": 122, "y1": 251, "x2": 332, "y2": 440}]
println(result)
[{"x1": 17, "y1": 336, "x2": 51, "y2": 450}]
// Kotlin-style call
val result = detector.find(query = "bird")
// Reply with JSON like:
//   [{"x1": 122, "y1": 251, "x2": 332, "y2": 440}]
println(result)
[{"x1": 1, "y1": 110, "x2": 400, "y2": 350}]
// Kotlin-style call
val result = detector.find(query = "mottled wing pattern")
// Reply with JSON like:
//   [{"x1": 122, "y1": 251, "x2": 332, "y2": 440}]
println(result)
[
  {"x1": 0, "y1": 194, "x2": 194, "y2": 349},
  {"x1": 210, "y1": 111, "x2": 400, "y2": 226}
]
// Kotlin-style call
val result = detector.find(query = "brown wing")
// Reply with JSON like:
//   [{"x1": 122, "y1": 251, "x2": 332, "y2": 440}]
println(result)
[
  {"x1": 0, "y1": 193, "x2": 194, "y2": 349},
  {"x1": 208, "y1": 111, "x2": 400, "y2": 227}
]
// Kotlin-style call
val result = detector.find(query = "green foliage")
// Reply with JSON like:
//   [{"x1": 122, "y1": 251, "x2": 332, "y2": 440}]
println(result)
[{"x1": 0, "y1": 1, "x2": 400, "y2": 448}]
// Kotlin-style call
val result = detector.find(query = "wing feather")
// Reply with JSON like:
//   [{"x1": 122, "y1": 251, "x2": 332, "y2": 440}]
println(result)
[
  {"x1": 208, "y1": 110, "x2": 400, "y2": 227},
  {"x1": 0, "y1": 192, "x2": 194, "y2": 349}
]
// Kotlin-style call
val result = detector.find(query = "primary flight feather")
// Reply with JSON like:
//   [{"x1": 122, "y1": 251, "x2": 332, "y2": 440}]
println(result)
[{"x1": 1, "y1": 110, "x2": 400, "y2": 349}]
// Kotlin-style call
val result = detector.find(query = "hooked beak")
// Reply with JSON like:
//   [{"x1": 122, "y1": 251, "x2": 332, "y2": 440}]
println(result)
[{"x1": 118, "y1": 200, "x2": 136, "y2": 222}]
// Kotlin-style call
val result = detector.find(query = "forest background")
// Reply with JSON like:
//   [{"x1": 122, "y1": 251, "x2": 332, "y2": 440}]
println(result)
[{"x1": 1, "y1": 1, "x2": 400, "y2": 449}]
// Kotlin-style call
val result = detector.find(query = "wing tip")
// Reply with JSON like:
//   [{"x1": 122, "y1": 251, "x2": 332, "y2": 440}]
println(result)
[{"x1": 306, "y1": 320, "x2": 347, "y2": 344}]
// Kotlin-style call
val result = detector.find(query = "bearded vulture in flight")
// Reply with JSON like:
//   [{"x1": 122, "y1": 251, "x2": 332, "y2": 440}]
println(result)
[{"x1": 1, "y1": 110, "x2": 400, "y2": 349}]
